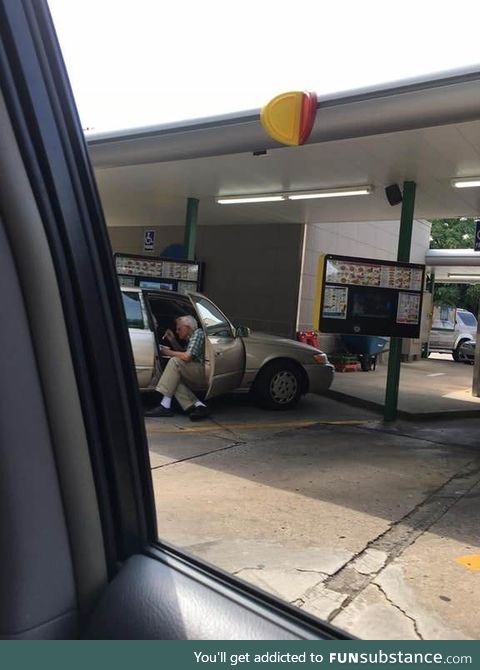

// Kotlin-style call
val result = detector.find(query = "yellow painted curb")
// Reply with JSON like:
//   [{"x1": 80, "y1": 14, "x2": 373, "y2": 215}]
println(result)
[{"x1": 146, "y1": 418, "x2": 376, "y2": 434}]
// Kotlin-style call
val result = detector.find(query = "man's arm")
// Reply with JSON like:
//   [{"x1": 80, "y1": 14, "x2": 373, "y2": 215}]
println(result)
[
  {"x1": 163, "y1": 328, "x2": 184, "y2": 351},
  {"x1": 160, "y1": 347, "x2": 192, "y2": 362}
]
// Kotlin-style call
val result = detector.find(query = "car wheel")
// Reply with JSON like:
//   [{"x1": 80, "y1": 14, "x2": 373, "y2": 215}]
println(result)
[
  {"x1": 453, "y1": 340, "x2": 469, "y2": 362},
  {"x1": 253, "y1": 360, "x2": 303, "y2": 410}
]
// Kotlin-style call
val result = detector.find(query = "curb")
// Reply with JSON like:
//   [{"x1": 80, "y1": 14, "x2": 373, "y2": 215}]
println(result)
[{"x1": 325, "y1": 389, "x2": 480, "y2": 421}]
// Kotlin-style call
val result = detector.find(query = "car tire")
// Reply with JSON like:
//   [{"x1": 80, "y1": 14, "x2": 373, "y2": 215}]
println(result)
[
  {"x1": 453, "y1": 340, "x2": 469, "y2": 362},
  {"x1": 253, "y1": 360, "x2": 303, "y2": 410}
]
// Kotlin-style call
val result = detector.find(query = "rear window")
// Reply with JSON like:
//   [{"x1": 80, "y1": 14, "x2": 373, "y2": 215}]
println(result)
[{"x1": 458, "y1": 311, "x2": 477, "y2": 327}]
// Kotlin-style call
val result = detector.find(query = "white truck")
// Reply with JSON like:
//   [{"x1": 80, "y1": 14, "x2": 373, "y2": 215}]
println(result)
[{"x1": 429, "y1": 306, "x2": 477, "y2": 361}]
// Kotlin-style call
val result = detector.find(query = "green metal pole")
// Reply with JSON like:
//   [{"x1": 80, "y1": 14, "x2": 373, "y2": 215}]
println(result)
[
  {"x1": 184, "y1": 197, "x2": 199, "y2": 261},
  {"x1": 421, "y1": 271, "x2": 434, "y2": 358},
  {"x1": 384, "y1": 181, "x2": 416, "y2": 422}
]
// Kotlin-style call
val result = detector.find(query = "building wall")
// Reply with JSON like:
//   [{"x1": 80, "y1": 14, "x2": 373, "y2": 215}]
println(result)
[
  {"x1": 297, "y1": 219, "x2": 432, "y2": 351},
  {"x1": 108, "y1": 223, "x2": 304, "y2": 338},
  {"x1": 108, "y1": 225, "x2": 181, "y2": 256}
]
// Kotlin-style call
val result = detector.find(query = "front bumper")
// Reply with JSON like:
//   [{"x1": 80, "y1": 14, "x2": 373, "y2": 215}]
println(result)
[{"x1": 304, "y1": 362, "x2": 335, "y2": 394}]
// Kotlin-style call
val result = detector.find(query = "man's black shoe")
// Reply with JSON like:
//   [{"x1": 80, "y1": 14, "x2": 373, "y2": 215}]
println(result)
[
  {"x1": 189, "y1": 405, "x2": 210, "y2": 421},
  {"x1": 144, "y1": 404, "x2": 174, "y2": 417}
]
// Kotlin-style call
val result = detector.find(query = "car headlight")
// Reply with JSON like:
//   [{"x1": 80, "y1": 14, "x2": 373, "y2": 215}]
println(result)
[{"x1": 313, "y1": 353, "x2": 328, "y2": 365}]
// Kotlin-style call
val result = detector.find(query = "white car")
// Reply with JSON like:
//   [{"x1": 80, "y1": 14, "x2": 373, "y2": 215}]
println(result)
[
  {"x1": 429, "y1": 308, "x2": 477, "y2": 361},
  {"x1": 121, "y1": 287, "x2": 334, "y2": 409}
]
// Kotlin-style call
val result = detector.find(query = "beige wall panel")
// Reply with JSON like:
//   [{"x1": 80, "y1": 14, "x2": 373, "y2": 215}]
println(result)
[{"x1": 108, "y1": 223, "x2": 304, "y2": 338}]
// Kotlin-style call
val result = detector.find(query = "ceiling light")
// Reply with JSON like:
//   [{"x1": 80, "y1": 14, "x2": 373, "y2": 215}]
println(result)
[
  {"x1": 216, "y1": 195, "x2": 285, "y2": 204},
  {"x1": 448, "y1": 274, "x2": 480, "y2": 280},
  {"x1": 451, "y1": 178, "x2": 480, "y2": 189},
  {"x1": 215, "y1": 185, "x2": 373, "y2": 205},
  {"x1": 287, "y1": 186, "x2": 372, "y2": 200}
]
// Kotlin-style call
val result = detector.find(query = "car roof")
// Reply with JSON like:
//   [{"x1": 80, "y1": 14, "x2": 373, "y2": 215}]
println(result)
[{"x1": 121, "y1": 286, "x2": 185, "y2": 298}]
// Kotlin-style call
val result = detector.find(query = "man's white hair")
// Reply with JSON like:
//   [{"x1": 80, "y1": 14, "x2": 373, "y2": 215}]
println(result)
[{"x1": 177, "y1": 314, "x2": 198, "y2": 331}]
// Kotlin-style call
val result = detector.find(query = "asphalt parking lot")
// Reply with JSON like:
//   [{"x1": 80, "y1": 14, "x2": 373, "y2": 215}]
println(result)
[{"x1": 145, "y1": 377, "x2": 480, "y2": 640}]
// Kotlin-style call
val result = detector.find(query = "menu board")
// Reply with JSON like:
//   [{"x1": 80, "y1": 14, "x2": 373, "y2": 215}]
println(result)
[
  {"x1": 115, "y1": 255, "x2": 199, "y2": 282},
  {"x1": 322, "y1": 287, "x2": 348, "y2": 319},
  {"x1": 317, "y1": 254, "x2": 425, "y2": 338},
  {"x1": 396, "y1": 293, "x2": 421, "y2": 324},
  {"x1": 326, "y1": 259, "x2": 423, "y2": 291}
]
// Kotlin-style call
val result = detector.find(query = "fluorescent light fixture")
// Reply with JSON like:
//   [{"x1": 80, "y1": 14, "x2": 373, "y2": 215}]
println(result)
[
  {"x1": 451, "y1": 178, "x2": 480, "y2": 189},
  {"x1": 448, "y1": 274, "x2": 480, "y2": 280},
  {"x1": 287, "y1": 186, "x2": 372, "y2": 200},
  {"x1": 216, "y1": 185, "x2": 373, "y2": 204},
  {"x1": 216, "y1": 195, "x2": 285, "y2": 204}
]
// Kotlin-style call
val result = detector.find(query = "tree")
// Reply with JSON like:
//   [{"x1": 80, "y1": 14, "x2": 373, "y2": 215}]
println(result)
[
  {"x1": 429, "y1": 218, "x2": 478, "y2": 312},
  {"x1": 433, "y1": 284, "x2": 462, "y2": 306},
  {"x1": 430, "y1": 218, "x2": 476, "y2": 249},
  {"x1": 464, "y1": 284, "x2": 480, "y2": 315}
]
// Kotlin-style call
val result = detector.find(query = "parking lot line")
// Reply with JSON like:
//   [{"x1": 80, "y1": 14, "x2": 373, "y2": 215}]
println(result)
[{"x1": 145, "y1": 418, "x2": 376, "y2": 434}]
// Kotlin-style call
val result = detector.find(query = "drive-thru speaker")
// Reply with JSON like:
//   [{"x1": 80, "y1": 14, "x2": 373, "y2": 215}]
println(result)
[{"x1": 385, "y1": 184, "x2": 403, "y2": 206}]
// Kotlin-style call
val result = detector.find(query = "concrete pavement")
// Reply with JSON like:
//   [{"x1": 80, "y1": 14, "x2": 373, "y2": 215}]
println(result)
[
  {"x1": 145, "y1": 392, "x2": 480, "y2": 640},
  {"x1": 328, "y1": 354, "x2": 480, "y2": 418}
]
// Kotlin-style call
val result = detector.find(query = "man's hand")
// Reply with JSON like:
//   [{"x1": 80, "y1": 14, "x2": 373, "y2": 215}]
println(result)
[
  {"x1": 164, "y1": 328, "x2": 176, "y2": 343},
  {"x1": 160, "y1": 345, "x2": 173, "y2": 357}
]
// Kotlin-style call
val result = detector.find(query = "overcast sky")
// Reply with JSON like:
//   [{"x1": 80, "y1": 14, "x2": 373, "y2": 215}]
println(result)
[{"x1": 48, "y1": 0, "x2": 480, "y2": 133}]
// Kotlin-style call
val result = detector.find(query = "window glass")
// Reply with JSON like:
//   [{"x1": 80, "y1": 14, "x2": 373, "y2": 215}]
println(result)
[
  {"x1": 458, "y1": 311, "x2": 477, "y2": 327},
  {"x1": 47, "y1": 2, "x2": 480, "y2": 640},
  {"x1": 431, "y1": 319, "x2": 454, "y2": 331},
  {"x1": 122, "y1": 291, "x2": 144, "y2": 329},
  {"x1": 193, "y1": 297, "x2": 232, "y2": 337}
]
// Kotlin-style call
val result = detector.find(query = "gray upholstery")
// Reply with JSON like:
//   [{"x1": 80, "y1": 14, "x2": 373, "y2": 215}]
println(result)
[
  {"x1": 0, "y1": 218, "x2": 77, "y2": 639},
  {"x1": 86, "y1": 555, "x2": 311, "y2": 640}
]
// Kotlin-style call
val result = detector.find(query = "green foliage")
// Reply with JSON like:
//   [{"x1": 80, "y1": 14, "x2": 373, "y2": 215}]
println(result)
[
  {"x1": 433, "y1": 284, "x2": 462, "y2": 306},
  {"x1": 430, "y1": 218, "x2": 479, "y2": 314},
  {"x1": 464, "y1": 284, "x2": 480, "y2": 315},
  {"x1": 430, "y1": 218, "x2": 476, "y2": 249}
]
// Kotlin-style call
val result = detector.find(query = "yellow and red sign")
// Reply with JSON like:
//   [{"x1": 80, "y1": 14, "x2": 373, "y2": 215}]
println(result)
[{"x1": 261, "y1": 91, "x2": 317, "y2": 146}]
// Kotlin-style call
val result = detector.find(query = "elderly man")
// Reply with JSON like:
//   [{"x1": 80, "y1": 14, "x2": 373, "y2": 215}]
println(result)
[{"x1": 145, "y1": 314, "x2": 210, "y2": 421}]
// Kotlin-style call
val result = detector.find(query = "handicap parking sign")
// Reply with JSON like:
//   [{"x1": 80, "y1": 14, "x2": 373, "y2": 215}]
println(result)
[
  {"x1": 475, "y1": 220, "x2": 480, "y2": 252},
  {"x1": 144, "y1": 229, "x2": 155, "y2": 252}
]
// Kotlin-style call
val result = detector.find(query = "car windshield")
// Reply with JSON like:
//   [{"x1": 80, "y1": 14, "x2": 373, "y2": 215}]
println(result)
[{"x1": 458, "y1": 312, "x2": 477, "y2": 327}]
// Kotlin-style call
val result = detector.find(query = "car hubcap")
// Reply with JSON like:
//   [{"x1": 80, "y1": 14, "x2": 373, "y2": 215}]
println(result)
[{"x1": 270, "y1": 370, "x2": 298, "y2": 404}]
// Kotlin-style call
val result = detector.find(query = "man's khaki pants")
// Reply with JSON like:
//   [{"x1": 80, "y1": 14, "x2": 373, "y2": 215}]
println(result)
[{"x1": 155, "y1": 358, "x2": 206, "y2": 411}]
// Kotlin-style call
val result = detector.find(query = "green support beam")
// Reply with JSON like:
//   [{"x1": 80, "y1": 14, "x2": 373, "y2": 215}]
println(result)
[
  {"x1": 384, "y1": 181, "x2": 417, "y2": 422},
  {"x1": 184, "y1": 197, "x2": 199, "y2": 261}
]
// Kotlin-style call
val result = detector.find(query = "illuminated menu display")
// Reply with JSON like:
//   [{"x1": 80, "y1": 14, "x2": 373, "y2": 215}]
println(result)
[
  {"x1": 317, "y1": 254, "x2": 425, "y2": 337},
  {"x1": 326, "y1": 259, "x2": 423, "y2": 291},
  {"x1": 115, "y1": 255, "x2": 199, "y2": 282}
]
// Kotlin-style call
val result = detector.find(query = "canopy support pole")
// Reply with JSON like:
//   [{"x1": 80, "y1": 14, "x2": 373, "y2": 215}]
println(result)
[{"x1": 384, "y1": 181, "x2": 417, "y2": 422}]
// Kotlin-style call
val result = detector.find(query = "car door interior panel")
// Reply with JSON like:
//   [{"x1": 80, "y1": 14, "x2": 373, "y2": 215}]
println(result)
[{"x1": 85, "y1": 554, "x2": 334, "y2": 640}]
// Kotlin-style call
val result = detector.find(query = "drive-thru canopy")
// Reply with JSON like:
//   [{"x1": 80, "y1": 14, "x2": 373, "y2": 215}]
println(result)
[{"x1": 88, "y1": 66, "x2": 480, "y2": 227}]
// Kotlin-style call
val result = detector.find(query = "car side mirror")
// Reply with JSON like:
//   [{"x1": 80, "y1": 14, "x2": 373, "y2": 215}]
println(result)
[{"x1": 235, "y1": 325, "x2": 251, "y2": 338}]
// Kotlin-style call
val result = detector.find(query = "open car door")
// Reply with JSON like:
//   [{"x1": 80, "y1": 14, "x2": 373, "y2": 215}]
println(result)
[{"x1": 188, "y1": 292, "x2": 246, "y2": 399}]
